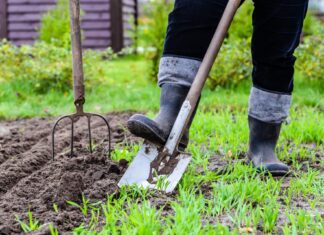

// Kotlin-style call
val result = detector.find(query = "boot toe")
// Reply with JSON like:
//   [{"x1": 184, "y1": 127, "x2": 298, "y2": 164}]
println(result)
[
  {"x1": 255, "y1": 162, "x2": 289, "y2": 176},
  {"x1": 127, "y1": 114, "x2": 167, "y2": 145}
]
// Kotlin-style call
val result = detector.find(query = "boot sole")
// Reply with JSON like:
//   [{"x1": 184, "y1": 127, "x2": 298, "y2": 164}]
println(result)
[
  {"x1": 247, "y1": 159, "x2": 289, "y2": 177},
  {"x1": 256, "y1": 168, "x2": 289, "y2": 177},
  {"x1": 127, "y1": 119, "x2": 166, "y2": 146},
  {"x1": 127, "y1": 119, "x2": 188, "y2": 151}
]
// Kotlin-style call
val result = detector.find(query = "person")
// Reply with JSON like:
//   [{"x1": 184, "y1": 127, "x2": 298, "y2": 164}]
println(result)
[{"x1": 127, "y1": 0, "x2": 309, "y2": 176}]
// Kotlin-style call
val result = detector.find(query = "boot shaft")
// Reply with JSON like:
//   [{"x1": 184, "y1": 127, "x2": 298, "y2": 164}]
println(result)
[{"x1": 248, "y1": 116, "x2": 281, "y2": 147}]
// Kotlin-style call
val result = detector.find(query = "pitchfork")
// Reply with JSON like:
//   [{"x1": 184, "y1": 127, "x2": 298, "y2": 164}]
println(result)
[{"x1": 51, "y1": 0, "x2": 111, "y2": 160}]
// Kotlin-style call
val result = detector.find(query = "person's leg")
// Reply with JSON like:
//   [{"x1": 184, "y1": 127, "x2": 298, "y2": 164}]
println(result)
[
  {"x1": 128, "y1": 0, "x2": 229, "y2": 149},
  {"x1": 248, "y1": 0, "x2": 308, "y2": 175}
]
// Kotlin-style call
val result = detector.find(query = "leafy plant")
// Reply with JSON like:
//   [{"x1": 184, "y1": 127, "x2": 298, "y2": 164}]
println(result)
[
  {"x1": 67, "y1": 194, "x2": 91, "y2": 216},
  {"x1": 302, "y1": 12, "x2": 323, "y2": 37},
  {"x1": 0, "y1": 40, "x2": 72, "y2": 94},
  {"x1": 53, "y1": 203, "x2": 59, "y2": 213},
  {"x1": 295, "y1": 34, "x2": 324, "y2": 81},
  {"x1": 228, "y1": 1, "x2": 253, "y2": 41},
  {"x1": 16, "y1": 210, "x2": 41, "y2": 233},
  {"x1": 208, "y1": 38, "x2": 251, "y2": 89},
  {"x1": 49, "y1": 223, "x2": 59, "y2": 235},
  {"x1": 261, "y1": 199, "x2": 280, "y2": 233},
  {"x1": 38, "y1": 0, "x2": 71, "y2": 48},
  {"x1": 0, "y1": 40, "x2": 114, "y2": 95},
  {"x1": 283, "y1": 210, "x2": 323, "y2": 234}
]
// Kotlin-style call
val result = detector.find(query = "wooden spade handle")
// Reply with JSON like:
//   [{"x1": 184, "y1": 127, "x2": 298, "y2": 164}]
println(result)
[
  {"x1": 187, "y1": 0, "x2": 241, "y2": 108},
  {"x1": 165, "y1": 0, "x2": 241, "y2": 154}
]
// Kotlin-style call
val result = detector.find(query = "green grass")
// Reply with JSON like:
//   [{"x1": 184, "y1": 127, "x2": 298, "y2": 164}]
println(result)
[
  {"x1": 0, "y1": 56, "x2": 323, "y2": 119},
  {"x1": 3, "y1": 56, "x2": 323, "y2": 234}
]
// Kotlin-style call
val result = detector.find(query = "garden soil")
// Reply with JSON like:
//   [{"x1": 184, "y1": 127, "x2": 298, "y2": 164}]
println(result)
[
  {"x1": 0, "y1": 112, "x2": 322, "y2": 234},
  {"x1": 0, "y1": 113, "x2": 140, "y2": 234}
]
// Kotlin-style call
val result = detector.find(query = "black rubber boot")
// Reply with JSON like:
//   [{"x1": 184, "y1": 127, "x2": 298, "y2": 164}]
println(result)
[
  {"x1": 248, "y1": 116, "x2": 289, "y2": 176},
  {"x1": 127, "y1": 84, "x2": 195, "y2": 150}
]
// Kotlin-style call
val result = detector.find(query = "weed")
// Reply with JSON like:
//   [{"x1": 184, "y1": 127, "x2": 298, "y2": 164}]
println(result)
[
  {"x1": 53, "y1": 203, "x2": 59, "y2": 213},
  {"x1": 49, "y1": 223, "x2": 59, "y2": 235},
  {"x1": 282, "y1": 210, "x2": 323, "y2": 234},
  {"x1": 260, "y1": 198, "x2": 280, "y2": 233},
  {"x1": 16, "y1": 209, "x2": 41, "y2": 233},
  {"x1": 67, "y1": 194, "x2": 91, "y2": 216}
]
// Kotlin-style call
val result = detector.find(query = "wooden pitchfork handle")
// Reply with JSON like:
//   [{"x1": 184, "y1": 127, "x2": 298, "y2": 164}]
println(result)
[{"x1": 70, "y1": 0, "x2": 85, "y2": 114}]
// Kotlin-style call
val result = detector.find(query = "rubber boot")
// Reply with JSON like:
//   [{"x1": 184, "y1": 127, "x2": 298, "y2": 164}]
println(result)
[
  {"x1": 127, "y1": 84, "x2": 196, "y2": 150},
  {"x1": 248, "y1": 116, "x2": 289, "y2": 176}
]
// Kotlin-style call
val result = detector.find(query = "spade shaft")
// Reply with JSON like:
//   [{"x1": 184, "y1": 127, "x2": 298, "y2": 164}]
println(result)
[
  {"x1": 164, "y1": 0, "x2": 241, "y2": 155},
  {"x1": 118, "y1": 0, "x2": 241, "y2": 192}
]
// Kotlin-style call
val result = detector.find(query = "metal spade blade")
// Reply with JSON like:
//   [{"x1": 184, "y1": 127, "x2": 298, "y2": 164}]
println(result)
[
  {"x1": 118, "y1": 142, "x2": 191, "y2": 193},
  {"x1": 118, "y1": 0, "x2": 241, "y2": 193}
]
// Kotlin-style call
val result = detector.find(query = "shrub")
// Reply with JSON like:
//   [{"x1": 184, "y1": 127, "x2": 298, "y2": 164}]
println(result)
[
  {"x1": 0, "y1": 40, "x2": 113, "y2": 94},
  {"x1": 208, "y1": 38, "x2": 252, "y2": 89},
  {"x1": 302, "y1": 12, "x2": 323, "y2": 38},
  {"x1": 0, "y1": 40, "x2": 72, "y2": 94},
  {"x1": 38, "y1": 0, "x2": 71, "y2": 48},
  {"x1": 295, "y1": 34, "x2": 324, "y2": 81},
  {"x1": 227, "y1": 1, "x2": 253, "y2": 41}
]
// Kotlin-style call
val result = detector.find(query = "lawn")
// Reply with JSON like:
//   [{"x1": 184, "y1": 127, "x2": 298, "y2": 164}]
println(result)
[{"x1": 0, "y1": 56, "x2": 323, "y2": 234}]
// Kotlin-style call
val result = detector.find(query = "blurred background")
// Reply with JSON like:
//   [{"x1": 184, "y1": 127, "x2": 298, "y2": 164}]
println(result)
[{"x1": 0, "y1": 0, "x2": 322, "y2": 118}]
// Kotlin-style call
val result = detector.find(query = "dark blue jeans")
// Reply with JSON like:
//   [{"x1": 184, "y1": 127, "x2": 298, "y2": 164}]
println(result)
[{"x1": 163, "y1": 0, "x2": 309, "y2": 93}]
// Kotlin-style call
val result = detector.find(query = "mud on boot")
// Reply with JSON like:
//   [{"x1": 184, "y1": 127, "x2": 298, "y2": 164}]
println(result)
[
  {"x1": 127, "y1": 84, "x2": 195, "y2": 151},
  {"x1": 248, "y1": 116, "x2": 289, "y2": 176}
]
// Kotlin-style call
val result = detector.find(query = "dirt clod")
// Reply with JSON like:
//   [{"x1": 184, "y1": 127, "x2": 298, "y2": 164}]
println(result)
[{"x1": 55, "y1": 172, "x2": 84, "y2": 209}]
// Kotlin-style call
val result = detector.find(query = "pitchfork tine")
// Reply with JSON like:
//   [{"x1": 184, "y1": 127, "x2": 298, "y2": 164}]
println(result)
[
  {"x1": 93, "y1": 114, "x2": 112, "y2": 159},
  {"x1": 87, "y1": 116, "x2": 92, "y2": 153},
  {"x1": 70, "y1": 117, "x2": 75, "y2": 157},
  {"x1": 51, "y1": 115, "x2": 73, "y2": 161}
]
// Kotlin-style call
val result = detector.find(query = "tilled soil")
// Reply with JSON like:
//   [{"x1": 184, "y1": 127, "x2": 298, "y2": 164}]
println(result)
[
  {"x1": 0, "y1": 113, "x2": 139, "y2": 234},
  {"x1": 0, "y1": 113, "x2": 322, "y2": 234}
]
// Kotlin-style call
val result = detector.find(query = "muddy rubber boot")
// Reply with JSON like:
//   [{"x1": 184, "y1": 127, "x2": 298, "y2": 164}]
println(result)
[
  {"x1": 248, "y1": 116, "x2": 289, "y2": 176},
  {"x1": 127, "y1": 84, "x2": 195, "y2": 150}
]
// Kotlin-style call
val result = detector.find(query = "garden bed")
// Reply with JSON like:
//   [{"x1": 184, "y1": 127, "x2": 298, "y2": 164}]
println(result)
[
  {"x1": 0, "y1": 112, "x2": 322, "y2": 234},
  {"x1": 0, "y1": 113, "x2": 137, "y2": 234}
]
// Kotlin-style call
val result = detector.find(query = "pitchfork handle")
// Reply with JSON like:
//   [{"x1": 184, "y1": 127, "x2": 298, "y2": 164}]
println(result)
[{"x1": 70, "y1": 0, "x2": 85, "y2": 113}]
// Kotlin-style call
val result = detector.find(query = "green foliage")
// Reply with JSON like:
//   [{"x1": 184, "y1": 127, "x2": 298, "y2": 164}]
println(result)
[
  {"x1": 302, "y1": 12, "x2": 323, "y2": 37},
  {"x1": 260, "y1": 198, "x2": 280, "y2": 233},
  {"x1": 16, "y1": 210, "x2": 41, "y2": 233},
  {"x1": 228, "y1": 1, "x2": 253, "y2": 41},
  {"x1": 283, "y1": 210, "x2": 323, "y2": 234},
  {"x1": 0, "y1": 40, "x2": 72, "y2": 94},
  {"x1": 48, "y1": 223, "x2": 59, "y2": 235},
  {"x1": 208, "y1": 38, "x2": 251, "y2": 89},
  {"x1": 67, "y1": 194, "x2": 101, "y2": 217},
  {"x1": 137, "y1": 0, "x2": 174, "y2": 80},
  {"x1": 295, "y1": 34, "x2": 324, "y2": 81},
  {"x1": 0, "y1": 40, "x2": 113, "y2": 95},
  {"x1": 38, "y1": 0, "x2": 71, "y2": 48}
]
